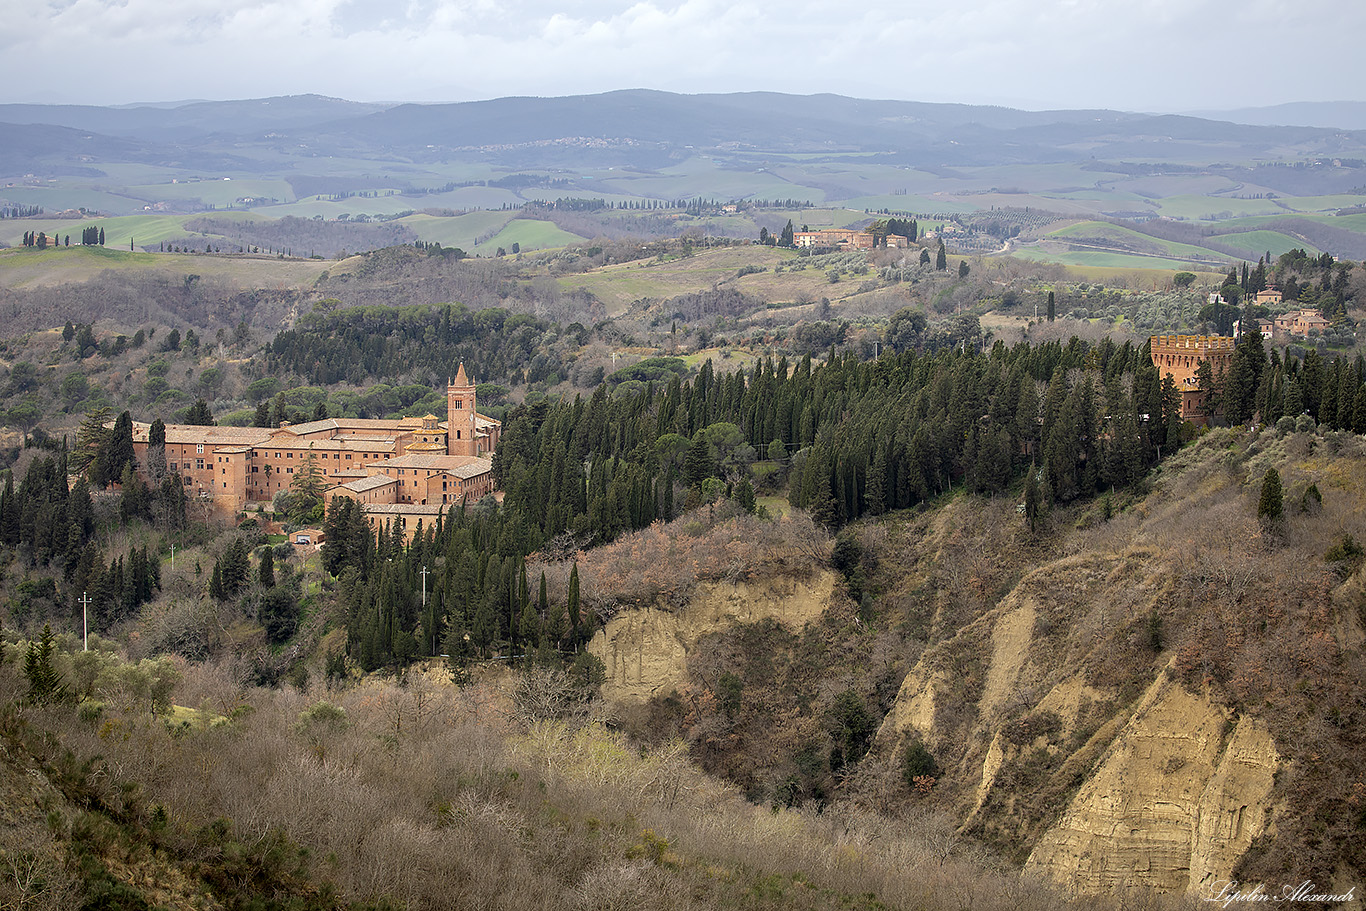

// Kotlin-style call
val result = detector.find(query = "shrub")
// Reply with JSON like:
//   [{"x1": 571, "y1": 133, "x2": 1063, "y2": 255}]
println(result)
[
  {"x1": 902, "y1": 738, "x2": 940, "y2": 787},
  {"x1": 1325, "y1": 534, "x2": 1364, "y2": 579}
]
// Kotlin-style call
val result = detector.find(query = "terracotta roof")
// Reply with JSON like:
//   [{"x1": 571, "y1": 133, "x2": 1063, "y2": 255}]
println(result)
[
  {"x1": 254, "y1": 437, "x2": 397, "y2": 452},
  {"x1": 335, "y1": 474, "x2": 396, "y2": 493},
  {"x1": 362, "y1": 504, "x2": 446, "y2": 517},
  {"x1": 370, "y1": 454, "x2": 492, "y2": 473},
  {"x1": 135, "y1": 423, "x2": 272, "y2": 445},
  {"x1": 446, "y1": 462, "x2": 493, "y2": 480},
  {"x1": 277, "y1": 418, "x2": 426, "y2": 437}
]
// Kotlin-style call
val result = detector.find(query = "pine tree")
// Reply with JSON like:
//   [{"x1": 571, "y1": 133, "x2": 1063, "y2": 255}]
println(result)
[
  {"x1": 935, "y1": 241, "x2": 947, "y2": 271},
  {"x1": 185, "y1": 399, "x2": 214, "y2": 426},
  {"x1": 23, "y1": 624, "x2": 65, "y2": 703},
  {"x1": 683, "y1": 435, "x2": 714, "y2": 490},
  {"x1": 1047, "y1": 290, "x2": 1056, "y2": 322}
]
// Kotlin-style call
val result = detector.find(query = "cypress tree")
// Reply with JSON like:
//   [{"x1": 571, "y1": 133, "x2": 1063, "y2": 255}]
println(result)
[
  {"x1": 1024, "y1": 463, "x2": 1042, "y2": 532},
  {"x1": 1258, "y1": 468, "x2": 1283, "y2": 523},
  {"x1": 259, "y1": 546, "x2": 275, "y2": 589},
  {"x1": 567, "y1": 564, "x2": 581, "y2": 632}
]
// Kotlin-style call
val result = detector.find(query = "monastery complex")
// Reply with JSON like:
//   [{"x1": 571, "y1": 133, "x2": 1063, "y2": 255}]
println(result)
[{"x1": 131, "y1": 365, "x2": 501, "y2": 525}]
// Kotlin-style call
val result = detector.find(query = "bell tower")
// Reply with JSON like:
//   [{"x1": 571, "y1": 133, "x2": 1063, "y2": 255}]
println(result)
[{"x1": 447, "y1": 363, "x2": 478, "y2": 456}]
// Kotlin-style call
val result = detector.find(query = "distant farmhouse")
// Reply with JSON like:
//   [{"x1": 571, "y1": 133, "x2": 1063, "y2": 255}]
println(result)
[
  {"x1": 793, "y1": 229, "x2": 910, "y2": 250},
  {"x1": 1273, "y1": 308, "x2": 1331, "y2": 338},
  {"x1": 1214, "y1": 287, "x2": 1331, "y2": 340},
  {"x1": 131, "y1": 364, "x2": 501, "y2": 533}
]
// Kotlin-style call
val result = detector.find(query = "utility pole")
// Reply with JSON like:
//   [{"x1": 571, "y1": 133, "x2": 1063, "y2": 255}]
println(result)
[{"x1": 79, "y1": 592, "x2": 92, "y2": 651}]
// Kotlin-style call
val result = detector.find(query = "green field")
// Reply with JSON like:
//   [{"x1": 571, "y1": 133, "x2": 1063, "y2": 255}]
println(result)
[
  {"x1": 557, "y1": 246, "x2": 799, "y2": 314},
  {"x1": 254, "y1": 195, "x2": 430, "y2": 220},
  {"x1": 1150, "y1": 195, "x2": 1289, "y2": 220},
  {"x1": 1302, "y1": 212, "x2": 1366, "y2": 232},
  {"x1": 0, "y1": 184, "x2": 149, "y2": 215},
  {"x1": 597, "y1": 158, "x2": 824, "y2": 202},
  {"x1": 1045, "y1": 221, "x2": 1225, "y2": 262},
  {"x1": 127, "y1": 178, "x2": 297, "y2": 207},
  {"x1": 395, "y1": 211, "x2": 515, "y2": 249},
  {"x1": 842, "y1": 194, "x2": 978, "y2": 214},
  {"x1": 0, "y1": 244, "x2": 329, "y2": 290},
  {"x1": 482, "y1": 219, "x2": 585, "y2": 252},
  {"x1": 1278, "y1": 194, "x2": 1366, "y2": 211},
  {"x1": 0, "y1": 212, "x2": 261, "y2": 249},
  {"x1": 1010, "y1": 245, "x2": 1221, "y2": 271},
  {"x1": 1206, "y1": 230, "x2": 1320, "y2": 258}
]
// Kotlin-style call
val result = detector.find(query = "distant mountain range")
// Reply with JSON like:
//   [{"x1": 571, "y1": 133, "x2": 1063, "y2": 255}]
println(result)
[
  {"x1": 1188, "y1": 101, "x2": 1366, "y2": 131},
  {"x1": 5, "y1": 91, "x2": 1366, "y2": 180}
]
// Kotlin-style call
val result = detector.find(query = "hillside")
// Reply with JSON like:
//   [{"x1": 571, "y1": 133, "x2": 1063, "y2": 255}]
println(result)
[
  {"x1": 1, "y1": 644, "x2": 1133, "y2": 911},
  {"x1": 586, "y1": 425, "x2": 1366, "y2": 899}
]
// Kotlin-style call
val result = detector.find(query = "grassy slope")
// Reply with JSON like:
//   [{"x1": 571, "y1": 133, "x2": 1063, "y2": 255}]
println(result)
[
  {"x1": 484, "y1": 219, "x2": 586, "y2": 252},
  {"x1": 1206, "y1": 229, "x2": 1321, "y2": 257},
  {"x1": 395, "y1": 210, "x2": 516, "y2": 249},
  {"x1": 0, "y1": 244, "x2": 328, "y2": 290},
  {"x1": 554, "y1": 245, "x2": 830, "y2": 316},
  {"x1": 0, "y1": 211, "x2": 275, "y2": 249},
  {"x1": 1046, "y1": 221, "x2": 1218, "y2": 259}
]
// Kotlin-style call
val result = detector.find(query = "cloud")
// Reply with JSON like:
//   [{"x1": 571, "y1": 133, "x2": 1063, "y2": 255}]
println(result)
[{"x1": 2, "y1": 0, "x2": 1363, "y2": 111}]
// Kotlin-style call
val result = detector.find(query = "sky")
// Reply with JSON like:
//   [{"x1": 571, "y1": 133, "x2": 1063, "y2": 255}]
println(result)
[{"x1": 4, "y1": 0, "x2": 1365, "y2": 113}]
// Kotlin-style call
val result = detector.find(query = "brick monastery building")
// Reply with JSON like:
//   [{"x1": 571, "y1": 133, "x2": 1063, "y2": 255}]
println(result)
[{"x1": 131, "y1": 365, "x2": 501, "y2": 525}]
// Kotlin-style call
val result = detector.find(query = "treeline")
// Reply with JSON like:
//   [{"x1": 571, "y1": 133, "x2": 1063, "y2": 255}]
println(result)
[
  {"x1": 182, "y1": 215, "x2": 417, "y2": 259},
  {"x1": 265, "y1": 304, "x2": 558, "y2": 388},
  {"x1": 491, "y1": 339, "x2": 1179, "y2": 549},
  {"x1": 314, "y1": 338, "x2": 1183, "y2": 669},
  {"x1": 323, "y1": 497, "x2": 593, "y2": 671},
  {"x1": 1201, "y1": 331, "x2": 1366, "y2": 430},
  {"x1": 0, "y1": 447, "x2": 169, "y2": 630},
  {"x1": 1, "y1": 205, "x2": 43, "y2": 218},
  {"x1": 20, "y1": 231, "x2": 69, "y2": 248},
  {"x1": 324, "y1": 330, "x2": 1366, "y2": 671}
]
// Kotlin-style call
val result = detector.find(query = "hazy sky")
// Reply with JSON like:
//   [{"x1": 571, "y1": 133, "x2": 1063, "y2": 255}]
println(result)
[{"x1": 6, "y1": 0, "x2": 1364, "y2": 112}]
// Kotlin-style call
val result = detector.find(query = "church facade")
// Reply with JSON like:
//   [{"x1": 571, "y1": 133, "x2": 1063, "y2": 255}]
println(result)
[{"x1": 131, "y1": 364, "x2": 501, "y2": 515}]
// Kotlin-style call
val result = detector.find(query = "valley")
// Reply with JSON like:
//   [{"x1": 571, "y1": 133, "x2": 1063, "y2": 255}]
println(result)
[{"x1": 0, "y1": 92, "x2": 1364, "y2": 911}]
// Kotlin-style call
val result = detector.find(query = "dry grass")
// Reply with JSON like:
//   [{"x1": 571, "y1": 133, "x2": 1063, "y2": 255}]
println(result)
[
  {"x1": 0, "y1": 650, "x2": 1199, "y2": 911},
  {"x1": 532, "y1": 508, "x2": 831, "y2": 615}
]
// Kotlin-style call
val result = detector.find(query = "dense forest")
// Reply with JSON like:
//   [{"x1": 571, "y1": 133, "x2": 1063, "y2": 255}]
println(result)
[
  {"x1": 265, "y1": 303, "x2": 564, "y2": 390},
  {"x1": 317, "y1": 326, "x2": 1366, "y2": 673}
]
